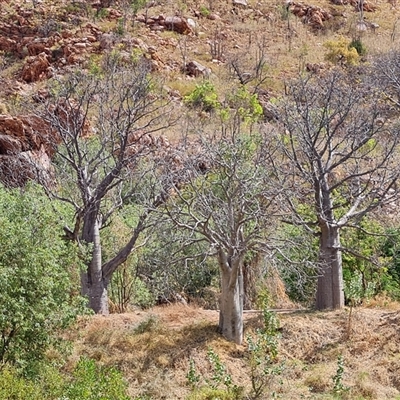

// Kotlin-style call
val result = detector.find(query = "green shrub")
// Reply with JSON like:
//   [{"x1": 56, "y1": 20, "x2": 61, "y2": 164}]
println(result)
[
  {"x1": 186, "y1": 387, "x2": 239, "y2": 400},
  {"x1": 184, "y1": 81, "x2": 220, "y2": 112},
  {"x1": 349, "y1": 38, "x2": 367, "y2": 56},
  {"x1": 0, "y1": 184, "x2": 86, "y2": 372},
  {"x1": 64, "y1": 357, "x2": 130, "y2": 400},
  {"x1": 0, "y1": 367, "x2": 43, "y2": 400},
  {"x1": 324, "y1": 36, "x2": 359, "y2": 66},
  {"x1": 225, "y1": 86, "x2": 263, "y2": 124},
  {"x1": 199, "y1": 6, "x2": 210, "y2": 17}
]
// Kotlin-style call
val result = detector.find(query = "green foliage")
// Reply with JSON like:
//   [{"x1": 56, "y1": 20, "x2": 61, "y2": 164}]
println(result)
[
  {"x1": 332, "y1": 355, "x2": 349, "y2": 395},
  {"x1": 186, "y1": 358, "x2": 201, "y2": 389},
  {"x1": 0, "y1": 364, "x2": 66, "y2": 400},
  {"x1": 380, "y1": 228, "x2": 400, "y2": 298},
  {"x1": 185, "y1": 349, "x2": 243, "y2": 399},
  {"x1": 186, "y1": 387, "x2": 239, "y2": 400},
  {"x1": 199, "y1": 6, "x2": 210, "y2": 17},
  {"x1": 349, "y1": 38, "x2": 367, "y2": 56},
  {"x1": 64, "y1": 357, "x2": 130, "y2": 400},
  {"x1": 95, "y1": 8, "x2": 109, "y2": 19},
  {"x1": 341, "y1": 219, "x2": 396, "y2": 301},
  {"x1": 184, "y1": 81, "x2": 220, "y2": 112},
  {"x1": 0, "y1": 366, "x2": 48, "y2": 400},
  {"x1": 344, "y1": 272, "x2": 375, "y2": 307},
  {"x1": 225, "y1": 86, "x2": 263, "y2": 124},
  {"x1": 277, "y1": 3, "x2": 290, "y2": 20},
  {"x1": 206, "y1": 348, "x2": 234, "y2": 390},
  {"x1": 324, "y1": 36, "x2": 359, "y2": 66},
  {"x1": 115, "y1": 18, "x2": 125, "y2": 35},
  {"x1": 246, "y1": 301, "x2": 284, "y2": 399},
  {"x1": 0, "y1": 184, "x2": 86, "y2": 372},
  {"x1": 131, "y1": 0, "x2": 146, "y2": 15},
  {"x1": 135, "y1": 217, "x2": 218, "y2": 304},
  {"x1": 275, "y1": 222, "x2": 319, "y2": 305},
  {"x1": 0, "y1": 358, "x2": 129, "y2": 400}
]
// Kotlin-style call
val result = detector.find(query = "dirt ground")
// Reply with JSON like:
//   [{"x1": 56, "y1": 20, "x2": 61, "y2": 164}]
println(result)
[{"x1": 70, "y1": 302, "x2": 400, "y2": 399}]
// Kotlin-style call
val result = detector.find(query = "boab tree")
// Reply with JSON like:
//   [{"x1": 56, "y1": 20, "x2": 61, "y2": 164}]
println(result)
[
  {"x1": 37, "y1": 55, "x2": 174, "y2": 314},
  {"x1": 278, "y1": 70, "x2": 400, "y2": 310},
  {"x1": 160, "y1": 127, "x2": 283, "y2": 344}
]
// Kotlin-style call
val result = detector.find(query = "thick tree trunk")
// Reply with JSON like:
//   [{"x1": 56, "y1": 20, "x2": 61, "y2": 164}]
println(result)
[
  {"x1": 81, "y1": 214, "x2": 110, "y2": 315},
  {"x1": 316, "y1": 223, "x2": 344, "y2": 310},
  {"x1": 218, "y1": 251, "x2": 244, "y2": 344}
]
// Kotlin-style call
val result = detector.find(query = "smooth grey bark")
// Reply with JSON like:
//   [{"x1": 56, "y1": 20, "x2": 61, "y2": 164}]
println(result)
[
  {"x1": 279, "y1": 70, "x2": 400, "y2": 311},
  {"x1": 218, "y1": 249, "x2": 244, "y2": 344},
  {"x1": 316, "y1": 222, "x2": 344, "y2": 310},
  {"x1": 36, "y1": 57, "x2": 173, "y2": 315},
  {"x1": 161, "y1": 127, "x2": 281, "y2": 344},
  {"x1": 314, "y1": 170, "x2": 344, "y2": 310},
  {"x1": 81, "y1": 210, "x2": 110, "y2": 314}
]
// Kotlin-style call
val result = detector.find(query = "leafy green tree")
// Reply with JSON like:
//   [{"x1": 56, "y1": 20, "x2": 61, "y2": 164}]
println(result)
[{"x1": 0, "y1": 184, "x2": 84, "y2": 371}]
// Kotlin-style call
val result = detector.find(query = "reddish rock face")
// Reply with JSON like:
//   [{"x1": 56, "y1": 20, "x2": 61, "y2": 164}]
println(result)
[
  {"x1": 0, "y1": 114, "x2": 58, "y2": 187},
  {"x1": 21, "y1": 52, "x2": 51, "y2": 82},
  {"x1": 290, "y1": 2, "x2": 333, "y2": 30},
  {"x1": 163, "y1": 16, "x2": 193, "y2": 34}
]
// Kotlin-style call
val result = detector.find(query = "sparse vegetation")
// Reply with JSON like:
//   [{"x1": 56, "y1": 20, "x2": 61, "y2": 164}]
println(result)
[{"x1": 2, "y1": 0, "x2": 400, "y2": 398}]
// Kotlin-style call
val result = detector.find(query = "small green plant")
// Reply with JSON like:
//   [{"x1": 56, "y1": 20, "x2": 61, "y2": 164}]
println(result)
[
  {"x1": 246, "y1": 295, "x2": 284, "y2": 399},
  {"x1": 206, "y1": 348, "x2": 233, "y2": 390},
  {"x1": 199, "y1": 6, "x2": 210, "y2": 17},
  {"x1": 349, "y1": 38, "x2": 367, "y2": 56},
  {"x1": 332, "y1": 355, "x2": 350, "y2": 395},
  {"x1": 115, "y1": 18, "x2": 125, "y2": 35},
  {"x1": 186, "y1": 349, "x2": 243, "y2": 399},
  {"x1": 277, "y1": 3, "x2": 290, "y2": 20},
  {"x1": 324, "y1": 36, "x2": 359, "y2": 66},
  {"x1": 96, "y1": 8, "x2": 109, "y2": 19},
  {"x1": 131, "y1": 0, "x2": 147, "y2": 16},
  {"x1": 227, "y1": 86, "x2": 263, "y2": 124},
  {"x1": 184, "y1": 81, "x2": 220, "y2": 112},
  {"x1": 186, "y1": 358, "x2": 201, "y2": 389}
]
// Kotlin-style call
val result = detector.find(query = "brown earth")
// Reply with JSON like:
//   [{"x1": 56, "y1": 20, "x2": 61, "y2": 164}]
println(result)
[{"x1": 68, "y1": 302, "x2": 400, "y2": 399}]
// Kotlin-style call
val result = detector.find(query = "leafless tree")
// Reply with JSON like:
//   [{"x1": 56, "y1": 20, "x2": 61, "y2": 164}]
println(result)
[
  {"x1": 371, "y1": 50, "x2": 400, "y2": 110},
  {"x1": 278, "y1": 70, "x2": 400, "y2": 310},
  {"x1": 158, "y1": 126, "x2": 283, "y2": 344},
  {"x1": 35, "y1": 55, "x2": 175, "y2": 314}
]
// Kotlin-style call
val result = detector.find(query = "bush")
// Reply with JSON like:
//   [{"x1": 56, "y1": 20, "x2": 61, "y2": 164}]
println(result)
[
  {"x1": 324, "y1": 36, "x2": 359, "y2": 66},
  {"x1": 0, "y1": 358, "x2": 130, "y2": 400},
  {"x1": 349, "y1": 38, "x2": 367, "y2": 56},
  {"x1": 186, "y1": 387, "x2": 239, "y2": 400},
  {"x1": 184, "y1": 81, "x2": 220, "y2": 112},
  {"x1": 64, "y1": 357, "x2": 130, "y2": 400},
  {"x1": 0, "y1": 184, "x2": 86, "y2": 372}
]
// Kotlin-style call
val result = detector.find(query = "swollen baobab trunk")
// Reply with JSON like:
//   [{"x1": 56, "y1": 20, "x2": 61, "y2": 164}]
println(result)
[
  {"x1": 81, "y1": 215, "x2": 110, "y2": 315},
  {"x1": 218, "y1": 249, "x2": 244, "y2": 345},
  {"x1": 316, "y1": 223, "x2": 344, "y2": 310}
]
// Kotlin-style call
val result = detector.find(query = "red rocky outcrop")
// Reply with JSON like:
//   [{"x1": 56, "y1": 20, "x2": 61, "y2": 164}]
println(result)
[
  {"x1": 290, "y1": 2, "x2": 333, "y2": 29},
  {"x1": 0, "y1": 114, "x2": 57, "y2": 186}
]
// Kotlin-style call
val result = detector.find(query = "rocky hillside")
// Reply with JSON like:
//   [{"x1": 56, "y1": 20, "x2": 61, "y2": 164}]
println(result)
[{"x1": 0, "y1": 0, "x2": 399, "y2": 185}]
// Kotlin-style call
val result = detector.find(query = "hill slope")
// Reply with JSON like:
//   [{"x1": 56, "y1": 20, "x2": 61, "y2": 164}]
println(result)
[{"x1": 69, "y1": 303, "x2": 400, "y2": 399}]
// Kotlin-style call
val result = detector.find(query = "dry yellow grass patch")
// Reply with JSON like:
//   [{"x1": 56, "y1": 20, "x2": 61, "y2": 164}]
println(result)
[{"x1": 64, "y1": 303, "x2": 400, "y2": 399}]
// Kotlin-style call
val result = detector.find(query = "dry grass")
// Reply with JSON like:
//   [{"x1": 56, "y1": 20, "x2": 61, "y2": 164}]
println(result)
[{"x1": 65, "y1": 303, "x2": 400, "y2": 399}]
